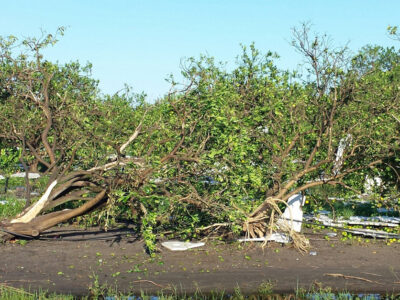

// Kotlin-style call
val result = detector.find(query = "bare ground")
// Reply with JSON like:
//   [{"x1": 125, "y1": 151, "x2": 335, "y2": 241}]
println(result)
[{"x1": 0, "y1": 225, "x2": 400, "y2": 297}]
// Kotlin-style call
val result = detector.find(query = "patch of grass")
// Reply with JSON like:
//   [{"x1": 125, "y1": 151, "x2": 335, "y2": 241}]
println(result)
[
  {"x1": 0, "y1": 284, "x2": 77, "y2": 300},
  {"x1": 340, "y1": 207, "x2": 354, "y2": 219},
  {"x1": 17, "y1": 239, "x2": 28, "y2": 246},
  {"x1": 0, "y1": 274, "x2": 391, "y2": 300},
  {"x1": 258, "y1": 280, "x2": 274, "y2": 295},
  {"x1": 0, "y1": 194, "x2": 25, "y2": 218}
]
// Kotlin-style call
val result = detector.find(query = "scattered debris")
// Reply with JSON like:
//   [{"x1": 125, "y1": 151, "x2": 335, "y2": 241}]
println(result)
[
  {"x1": 305, "y1": 214, "x2": 400, "y2": 228},
  {"x1": 161, "y1": 240, "x2": 205, "y2": 251},
  {"x1": 326, "y1": 232, "x2": 337, "y2": 238},
  {"x1": 238, "y1": 233, "x2": 290, "y2": 243},
  {"x1": 309, "y1": 251, "x2": 317, "y2": 256},
  {"x1": 345, "y1": 228, "x2": 400, "y2": 239},
  {"x1": 10, "y1": 172, "x2": 40, "y2": 179},
  {"x1": 305, "y1": 212, "x2": 400, "y2": 239}
]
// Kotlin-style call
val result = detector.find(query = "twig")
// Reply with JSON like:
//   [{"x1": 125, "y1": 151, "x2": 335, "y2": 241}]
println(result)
[
  {"x1": 361, "y1": 272, "x2": 382, "y2": 277},
  {"x1": 199, "y1": 222, "x2": 231, "y2": 231},
  {"x1": 132, "y1": 280, "x2": 170, "y2": 289},
  {"x1": 324, "y1": 273, "x2": 382, "y2": 284}
]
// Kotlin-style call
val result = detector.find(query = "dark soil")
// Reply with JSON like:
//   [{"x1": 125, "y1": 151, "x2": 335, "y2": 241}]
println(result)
[{"x1": 1, "y1": 225, "x2": 400, "y2": 297}]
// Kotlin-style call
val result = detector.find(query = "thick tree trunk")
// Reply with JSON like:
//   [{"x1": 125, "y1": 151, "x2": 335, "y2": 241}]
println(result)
[
  {"x1": 0, "y1": 121, "x2": 143, "y2": 239},
  {"x1": 2, "y1": 189, "x2": 106, "y2": 237},
  {"x1": 10, "y1": 180, "x2": 58, "y2": 224}
]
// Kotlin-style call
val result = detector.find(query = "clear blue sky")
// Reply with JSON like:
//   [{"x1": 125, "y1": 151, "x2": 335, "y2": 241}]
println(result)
[{"x1": 1, "y1": 1, "x2": 399, "y2": 101}]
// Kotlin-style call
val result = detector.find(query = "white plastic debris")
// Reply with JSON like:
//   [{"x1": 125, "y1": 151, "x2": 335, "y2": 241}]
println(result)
[
  {"x1": 345, "y1": 228, "x2": 400, "y2": 239},
  {"x1": 238, "y1": 232, "x2": 290, "y2": 244},
  {"x1": 10, "y1": 172, "x2": 41, "y2": 179},
  {"x1": 306, "y1": 214, "x2": 400, "y2": 228},
  {"x1": 277, "y1": 194, "x2": 305, "y2": 232},
  {"x1": 333, "y1": 134, "x2": 352, "y2": 174},
  {"x1": 161, "y1": 240, "x2": 205, "y2": 251},
  {"x1": 304, "y1": 213, "x2": 400, "y2": 239},
  {"x1": 0, "y1": 175, "x2": 5, "y2": 180},
  {"x1": 326, "y1": 232, "x2": 337, "y2": 238},
  {"x1": 364, "y1": 175, "x2": 382, "y2": 194},
  {"x1": 309, "y1": 251, "x2": 317, "y2": 256}
]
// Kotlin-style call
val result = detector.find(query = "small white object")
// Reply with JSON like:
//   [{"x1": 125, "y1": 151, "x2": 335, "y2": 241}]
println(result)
[
  {"x1": 11, "y1": 172, "x2": 41, "y2": 179},
  {"x1": 0, "y1": 200, "x2": 7, "y2": 205},
  {"x1": 257, "y1": 125, "x2": 269, "y2": 134},
  {"x1": 267, "y1": 233, "x2": 290, "y2": 243},
  {"x1": 238, "y1": 232, "x2": 290, "y2": 244},
  {"x1": 326, "y1": 232, "x2": 337, "y2": 238},
  {"x1": 333, "y1": 134, "x2": 352, "y2": 174},
  {"x1": 0, "y1": 175, "x2": 5, "y2": 180},
  {"x1": 364, "y1": 175, "x2": 382, "y2": 194},
  {"x1": 309, "y1": 251, "x2": 317, "y2": 256},
  {"x1": 161, "y1": 240, "x2": 205, "y2": 251},
  {"x1": 277, "y1": 194, "x2": 305, "y2": 232}
]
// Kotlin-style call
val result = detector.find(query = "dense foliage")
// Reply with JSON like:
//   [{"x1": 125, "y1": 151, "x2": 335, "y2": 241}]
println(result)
[{"x1": 0, "y1": 25, "x2": 399, "y2": 251}]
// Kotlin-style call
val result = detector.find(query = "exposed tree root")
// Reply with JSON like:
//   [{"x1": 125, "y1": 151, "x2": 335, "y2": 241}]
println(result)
[{"x1": 244, "y1": 197, "x2": 309, "y2": 252}]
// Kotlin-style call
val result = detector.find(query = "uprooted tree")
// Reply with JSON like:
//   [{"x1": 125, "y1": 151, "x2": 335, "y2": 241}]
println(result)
[
  {"x1": 1, "y1": 25, "x2": 399, "y2": 251},
  {"x1": 0, "y1": 30, "x2": 218, "y2": 248},
  {"x1": 231, "y1": 26, "x2": 400, "y2": 240}
]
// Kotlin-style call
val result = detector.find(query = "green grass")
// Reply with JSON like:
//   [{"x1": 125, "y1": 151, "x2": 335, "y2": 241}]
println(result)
[
  {"x1": 0, "y1": 175, "x2": 49, "y2": 219},
  {"x1": 0, "y1": 194, "x2": 25, "y2": 218},
  {"x1": 0, "y1": 285, "x2": 76, "y2": 300},
  {"x1": 0, "y1": 283, "x2": 393, "y2": 300}
]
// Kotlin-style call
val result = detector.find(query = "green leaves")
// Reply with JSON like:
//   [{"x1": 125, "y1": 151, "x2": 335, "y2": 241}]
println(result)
[
  {"x1": 0, "y1": 147, "x2": 21, "y2": 175},
  {"x1": 1, "y1": 27, "x2": 400, "y2": 245}
]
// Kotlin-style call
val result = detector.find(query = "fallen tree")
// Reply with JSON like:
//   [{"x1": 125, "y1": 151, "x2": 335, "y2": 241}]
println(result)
[
  {"x1": 1, "y1": 26, "x2": 399, "y2": 252},
  {"x1": 167, "y1": 25, "x2": 400, "y2": 243},
  {"x1": 0, "y1": 30, "x2": 206, "y2": 244},
  {"x1": 240, "y1": 26, "x2": 400, "y2": 238}
]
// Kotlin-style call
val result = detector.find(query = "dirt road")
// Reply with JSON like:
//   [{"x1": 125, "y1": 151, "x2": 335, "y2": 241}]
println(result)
[{"x1": 0, "y1": 226, "x2": 399, "y2": 297}]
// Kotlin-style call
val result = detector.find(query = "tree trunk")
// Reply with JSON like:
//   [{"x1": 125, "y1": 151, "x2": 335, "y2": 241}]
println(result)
[
  {"x1": 4, "y1": 177, "x2": 9, "y2": 194},
  {"x1": 2, "y1": 189, "x2": 107, "y2": 237}
]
